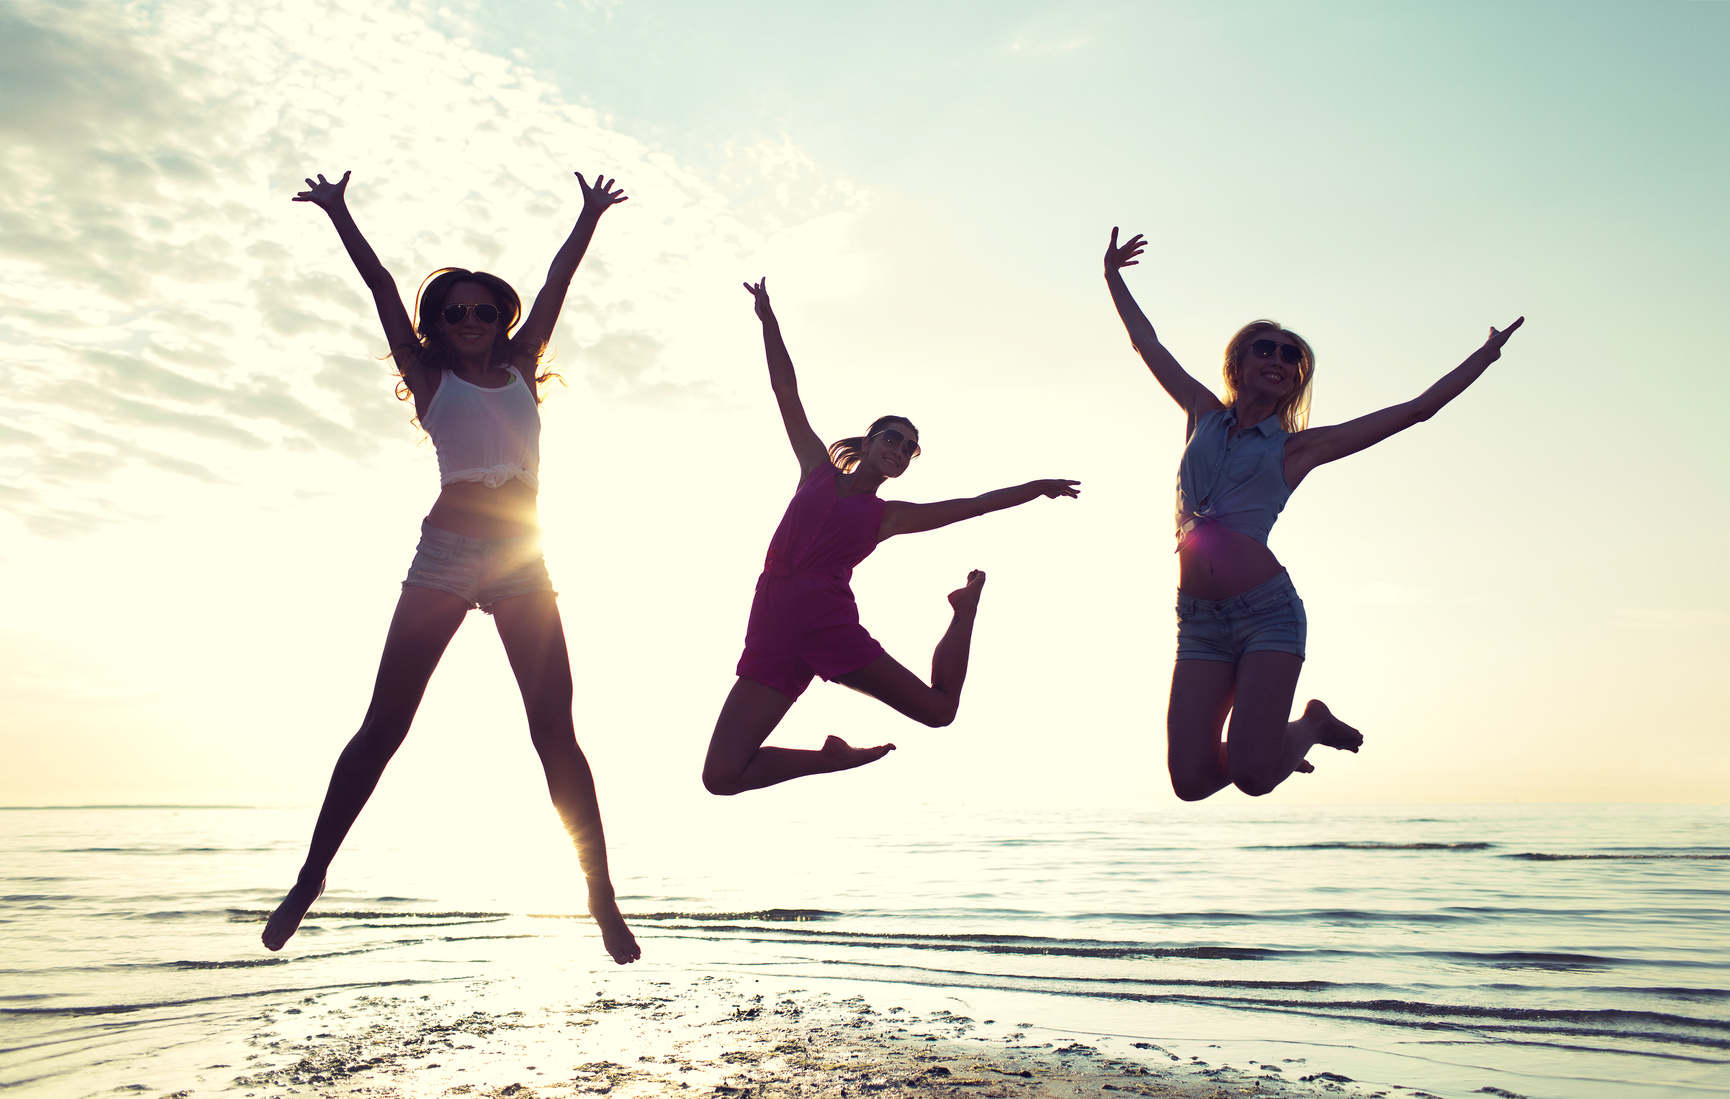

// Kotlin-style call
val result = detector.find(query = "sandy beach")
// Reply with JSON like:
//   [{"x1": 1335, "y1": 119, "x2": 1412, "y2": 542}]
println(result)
[{"x1": 204, "y1": 947, "x2": 1358, "y2": 1099}]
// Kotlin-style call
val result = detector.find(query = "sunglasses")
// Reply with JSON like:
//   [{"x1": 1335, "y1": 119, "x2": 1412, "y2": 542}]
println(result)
[
  {"x1": 874, "y1": 428, "x2": 922, "y2": 458},
  {"x1": 441, "y1": 302, "x2": 501, "y2": 326},
  {"x1": 1249, "y1": 338, "x2": 1303, "y2": 366}
]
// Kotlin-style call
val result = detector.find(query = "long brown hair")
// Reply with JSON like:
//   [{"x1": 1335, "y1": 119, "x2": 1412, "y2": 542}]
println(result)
[
  {"x1": 1220, "y1": 320, "x2": 1315, "y2": 432},
  {"x1": 393, "y1": 268, "x2": 561, "y2": 404},
  {"x1": 828, "y1": 415, "x2": 920, "y2": 473}
]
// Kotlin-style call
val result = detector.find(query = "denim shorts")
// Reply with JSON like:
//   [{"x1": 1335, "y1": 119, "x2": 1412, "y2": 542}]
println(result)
[
  {"x1": 402, "y1": 521, "x2": 556, "y2": 613},
  {"x1": 1175, "y1": 570, "x2": 1306, "y2": 662}
]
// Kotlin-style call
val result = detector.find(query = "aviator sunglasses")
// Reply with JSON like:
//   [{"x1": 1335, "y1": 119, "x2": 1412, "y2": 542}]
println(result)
[
  {"x1": 1250, "y1": 338, "x2": 1304, "y2": 366},
  {"x1": 441, "y1": 302, "x2": 501, "y2": 325},
  {"x1": 873, "y1": 428, "x2": 922, "y2": 459}
]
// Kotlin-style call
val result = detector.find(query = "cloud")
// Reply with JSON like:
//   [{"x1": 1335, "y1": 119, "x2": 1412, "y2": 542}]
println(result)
[
  {"x1": 582, "y1": 329, "x2": 666, "y2": 394},
  {"x1": 572, "y1": 327, "x2": 721, "y2": 407},
  {"x1": 1005, "y1": 19, "x2": 1092, "y2": 58},
  {"x1": 0, "y1": 0, "x2": 867, "y2": 538}
]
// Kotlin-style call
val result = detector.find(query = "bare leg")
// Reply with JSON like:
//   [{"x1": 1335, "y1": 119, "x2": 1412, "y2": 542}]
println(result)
[
  {"x1": 263, "y1": 585, "x2": 470, "y2": 951},
  {"x1": 491, "y1": 592, "x2": 639, "y2": 965},
  {"x1": 702, "y1": 677, "x2": 895, "y2": 795},
  {"x1": 1166, "y1": 659, "x2": 1236, "y2": 802},
  {"x1": 836, "y1": 569, "x2": 985, "y2": 727},
  {"x1": 1166, "y1": 655, "x2": 1361, "y2": 801},
  {"x1": 1226, "y1": 652, "x2": 1361, "y2": 797}
]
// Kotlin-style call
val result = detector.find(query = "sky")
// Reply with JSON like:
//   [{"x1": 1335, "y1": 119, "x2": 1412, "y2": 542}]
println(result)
[{"x1": 1, "y1": 0, "x2": 1726, "y2": 819}]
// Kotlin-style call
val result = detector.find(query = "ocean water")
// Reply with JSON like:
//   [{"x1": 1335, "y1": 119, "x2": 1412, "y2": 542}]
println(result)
[{"x1": 2, "y1": 801, "x2": 1726, "y2": 1098}]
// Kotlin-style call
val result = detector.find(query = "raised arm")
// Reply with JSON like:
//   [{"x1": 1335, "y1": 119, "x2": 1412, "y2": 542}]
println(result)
[
  {"x1": 294, "y1": 171, "x2": 422, "y2": 384},
  {"x1": 512, "y1": 172, "x2": 628, "y2": 365},
  {"x1": 878, "y1": 479, "x2": 1080, "y2": 540},
  {"x1": 1285, "y1": 318, "x2": 1525, "y2": 487},
  {"x1": 744, "y1": 279, "x2": 829, "y2": 477},
  {"x1": 1104, "y1": 228, "x2": 1222, "y2": 425}
]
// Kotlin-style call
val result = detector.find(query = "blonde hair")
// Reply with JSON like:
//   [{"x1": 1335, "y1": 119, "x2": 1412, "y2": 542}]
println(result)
[
  {"x1": 1221, "y1": 320, "x2": 1315, "y2": 432},
  {"x1": 828, "y1": 415, "x2": 919, "y2": 473}
]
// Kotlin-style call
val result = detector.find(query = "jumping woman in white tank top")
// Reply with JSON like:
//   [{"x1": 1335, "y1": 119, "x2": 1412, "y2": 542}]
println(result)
[
  {"x1": 1104, "y1": 227, "x2": 1523, "y2": 802},
  {"x1": 261, "y1": 169, "x2": 639, "y2": 964}
]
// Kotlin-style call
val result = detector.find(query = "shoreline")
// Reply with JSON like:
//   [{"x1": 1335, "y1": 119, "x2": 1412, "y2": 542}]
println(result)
[
  {"x1": 14, "y1": 804, "x2": 1723, "y2": 1099},
  {"x1": 194, "y1": 965, "x2": 1390, "y2": 1099}
]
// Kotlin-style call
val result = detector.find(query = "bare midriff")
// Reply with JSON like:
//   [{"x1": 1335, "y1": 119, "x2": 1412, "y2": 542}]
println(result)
[
  {"x1": 1177, "y1": 522, "x2": 1286, "y2": 602},
  {"x1": 425, "y1": 480, "x2": 539, "y2": 539}
]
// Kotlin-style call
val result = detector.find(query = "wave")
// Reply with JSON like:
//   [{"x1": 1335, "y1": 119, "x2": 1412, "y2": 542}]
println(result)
[
  {"x1": 638, "y1": 918, "x2": 1730, "y2": 978},
  {"x1": 53, "y1": 846, "x2": 278, "y2": 855},
  {"x1": 1405, "y1": 950, "x2": 1729, "y2": 973},
  {"x1": 1503, "y1": 852, "x2": 1730, "y2": 861},
  {"x1": 531, "y1": 908, "x2": 840, "y2": 922},
  {"x1": 785, "y1": 960, "x2": 1730, "y2": 1055},
  {"x1": 654, "y1": 925, "x2": 1283, "y2": 961},
  {"x1": 4, "y1": 935, "x2": 540, "y2": 980},
  {"x1": 1247, "y1": 842, "x2": 1495, "y2": 851},
  {"x1": 225, "y1": 909, "x2": 509, "y2": 921},
  {"x1": 1072, "y1": 908, "x2": 1477, "y2": 924},
  {"x1": 0, "y1": 977, "x2": 445, "y2": 1018},
  {"x1": 1420, "y1": 950, "x2": 1614, "y2": 970}
]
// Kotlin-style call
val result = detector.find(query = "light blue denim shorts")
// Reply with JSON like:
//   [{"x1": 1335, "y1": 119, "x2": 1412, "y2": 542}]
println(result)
[
  {"x1": 402, "y1": 521, "x2": 555, "y2": 613},
  {"x1": 1175, "y1": 570, "x2": 1306, "y2": 662}
]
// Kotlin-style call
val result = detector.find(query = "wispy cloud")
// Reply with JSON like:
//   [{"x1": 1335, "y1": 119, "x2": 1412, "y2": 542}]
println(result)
[
  {"x1": 0, "y1": 0, "x2": 865, "y2": 537},
  {"x1": 1005, "y1": 21, "x2": 1092, "y2": 58}
]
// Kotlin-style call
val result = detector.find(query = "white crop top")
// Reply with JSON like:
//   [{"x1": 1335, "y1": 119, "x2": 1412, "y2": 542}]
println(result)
[{"x1": 420, "y1": 366, "x2": 541, "y2": 489}]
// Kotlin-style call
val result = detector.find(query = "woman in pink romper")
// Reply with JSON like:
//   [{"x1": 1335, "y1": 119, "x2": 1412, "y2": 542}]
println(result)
[{"x1": 702, "y1": 280, "x2": 1081, "y2": 795}]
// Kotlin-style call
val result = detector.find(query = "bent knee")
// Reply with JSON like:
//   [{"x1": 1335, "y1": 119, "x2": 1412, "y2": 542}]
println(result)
[
  {"x1": 1232, "y1": 773, "x2": 1278, "y2": 798},
  {"x1": 1169, "y1": 774, "x2": 1218, "y2": 802},
  {"x1": 909, "y1": 696, "x2": 959, "y2": 728},
  {"x1": 702, "y1": 769, "x2": 742, "y2": 797}
]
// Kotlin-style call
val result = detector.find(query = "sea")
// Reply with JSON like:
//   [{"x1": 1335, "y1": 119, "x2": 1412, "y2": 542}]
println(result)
[{"x1": 2, "y1": 801, "x2": 1726, "y2": 1098}]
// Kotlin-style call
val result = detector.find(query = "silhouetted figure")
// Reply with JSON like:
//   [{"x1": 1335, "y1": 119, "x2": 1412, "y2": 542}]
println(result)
[
  {"x1": 1104, "y1": 228, "x2": 1522, "y2": 800},
  {"x1": 701, "y1": 280, "x2": 1080, "y2": 795},
  {"x1": 262, "y1": 170, "x2": 639, "y2": 964}
]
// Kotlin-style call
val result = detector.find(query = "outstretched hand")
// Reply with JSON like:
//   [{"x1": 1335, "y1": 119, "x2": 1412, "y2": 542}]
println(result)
[
  {"x1": 1104, "y1": 227, "x2": 1145, "y2": 274},
  {"x1": 742, "y1": 278, "x2": 776, "y2": 324},
  {"x1": 1031, "y1": 479, "x2": 1081, "y2": 499},
  {"x1": 576, "y1": 171, "x2": 629, "y2": 214},
  {"x1": 293, "y1": 171, "x2": 351, "y2": 211},
  {"x1": 1481, "y1": 316, "x2": 1525, "y2": 362}
]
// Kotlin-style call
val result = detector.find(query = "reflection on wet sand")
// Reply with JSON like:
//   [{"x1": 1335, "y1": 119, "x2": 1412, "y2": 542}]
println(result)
[{"x1": 222, "y1": 972, "x2": 1335, "y2": 1098}]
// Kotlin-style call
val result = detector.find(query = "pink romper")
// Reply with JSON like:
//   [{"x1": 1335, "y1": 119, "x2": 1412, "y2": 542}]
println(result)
[{"x1": 736, "y1": 464, "x2": 888, "y2": 700}]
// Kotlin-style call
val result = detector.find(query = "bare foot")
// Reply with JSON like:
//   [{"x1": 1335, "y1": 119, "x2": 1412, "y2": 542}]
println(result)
[
  {"x1": 1294, "y1": 759, "x2": 1315, "y2": 774},
  {"x1": 1303, "y1": 699, "x2": 1363, "y2": 753},
  {"x1": 819, "y1": 734, "x2": 896, "y2": 773},
  {"x1": 262, "y1": 876, "x2": 324, "y2": 952},
  {"x1": 588, "y1": 891, "x2": 641, "y2": 965},
  {"x1": 948, "y1": 569, "x2": 986, "y2": 612}
]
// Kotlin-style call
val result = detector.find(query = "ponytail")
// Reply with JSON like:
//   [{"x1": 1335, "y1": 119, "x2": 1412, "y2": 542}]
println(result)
[{"x1": 827, "y1": 434, "x2": 870, "y2": 473}]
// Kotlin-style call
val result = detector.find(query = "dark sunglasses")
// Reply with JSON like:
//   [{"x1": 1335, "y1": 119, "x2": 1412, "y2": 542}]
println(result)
[
  {"x1": 1249, "y1": 338, "x2": 1303, "y2": 366},
  {"x1": 441, "y1": 302, "x2": 501, "y2": 325},
  {"x1": 874, "y1": 428, "x2": 922, "y2": 458}
]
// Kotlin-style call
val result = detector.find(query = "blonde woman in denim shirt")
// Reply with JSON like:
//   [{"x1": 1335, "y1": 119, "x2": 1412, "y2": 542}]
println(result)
[{"x1": 1104, "y1": 227, "x2": 1522, "y2": 801}]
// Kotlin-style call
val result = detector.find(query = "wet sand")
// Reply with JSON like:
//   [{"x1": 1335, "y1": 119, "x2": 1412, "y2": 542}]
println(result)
[{"x1": 207, "y1": 968, "x2": 1382, "y2": 1099}]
